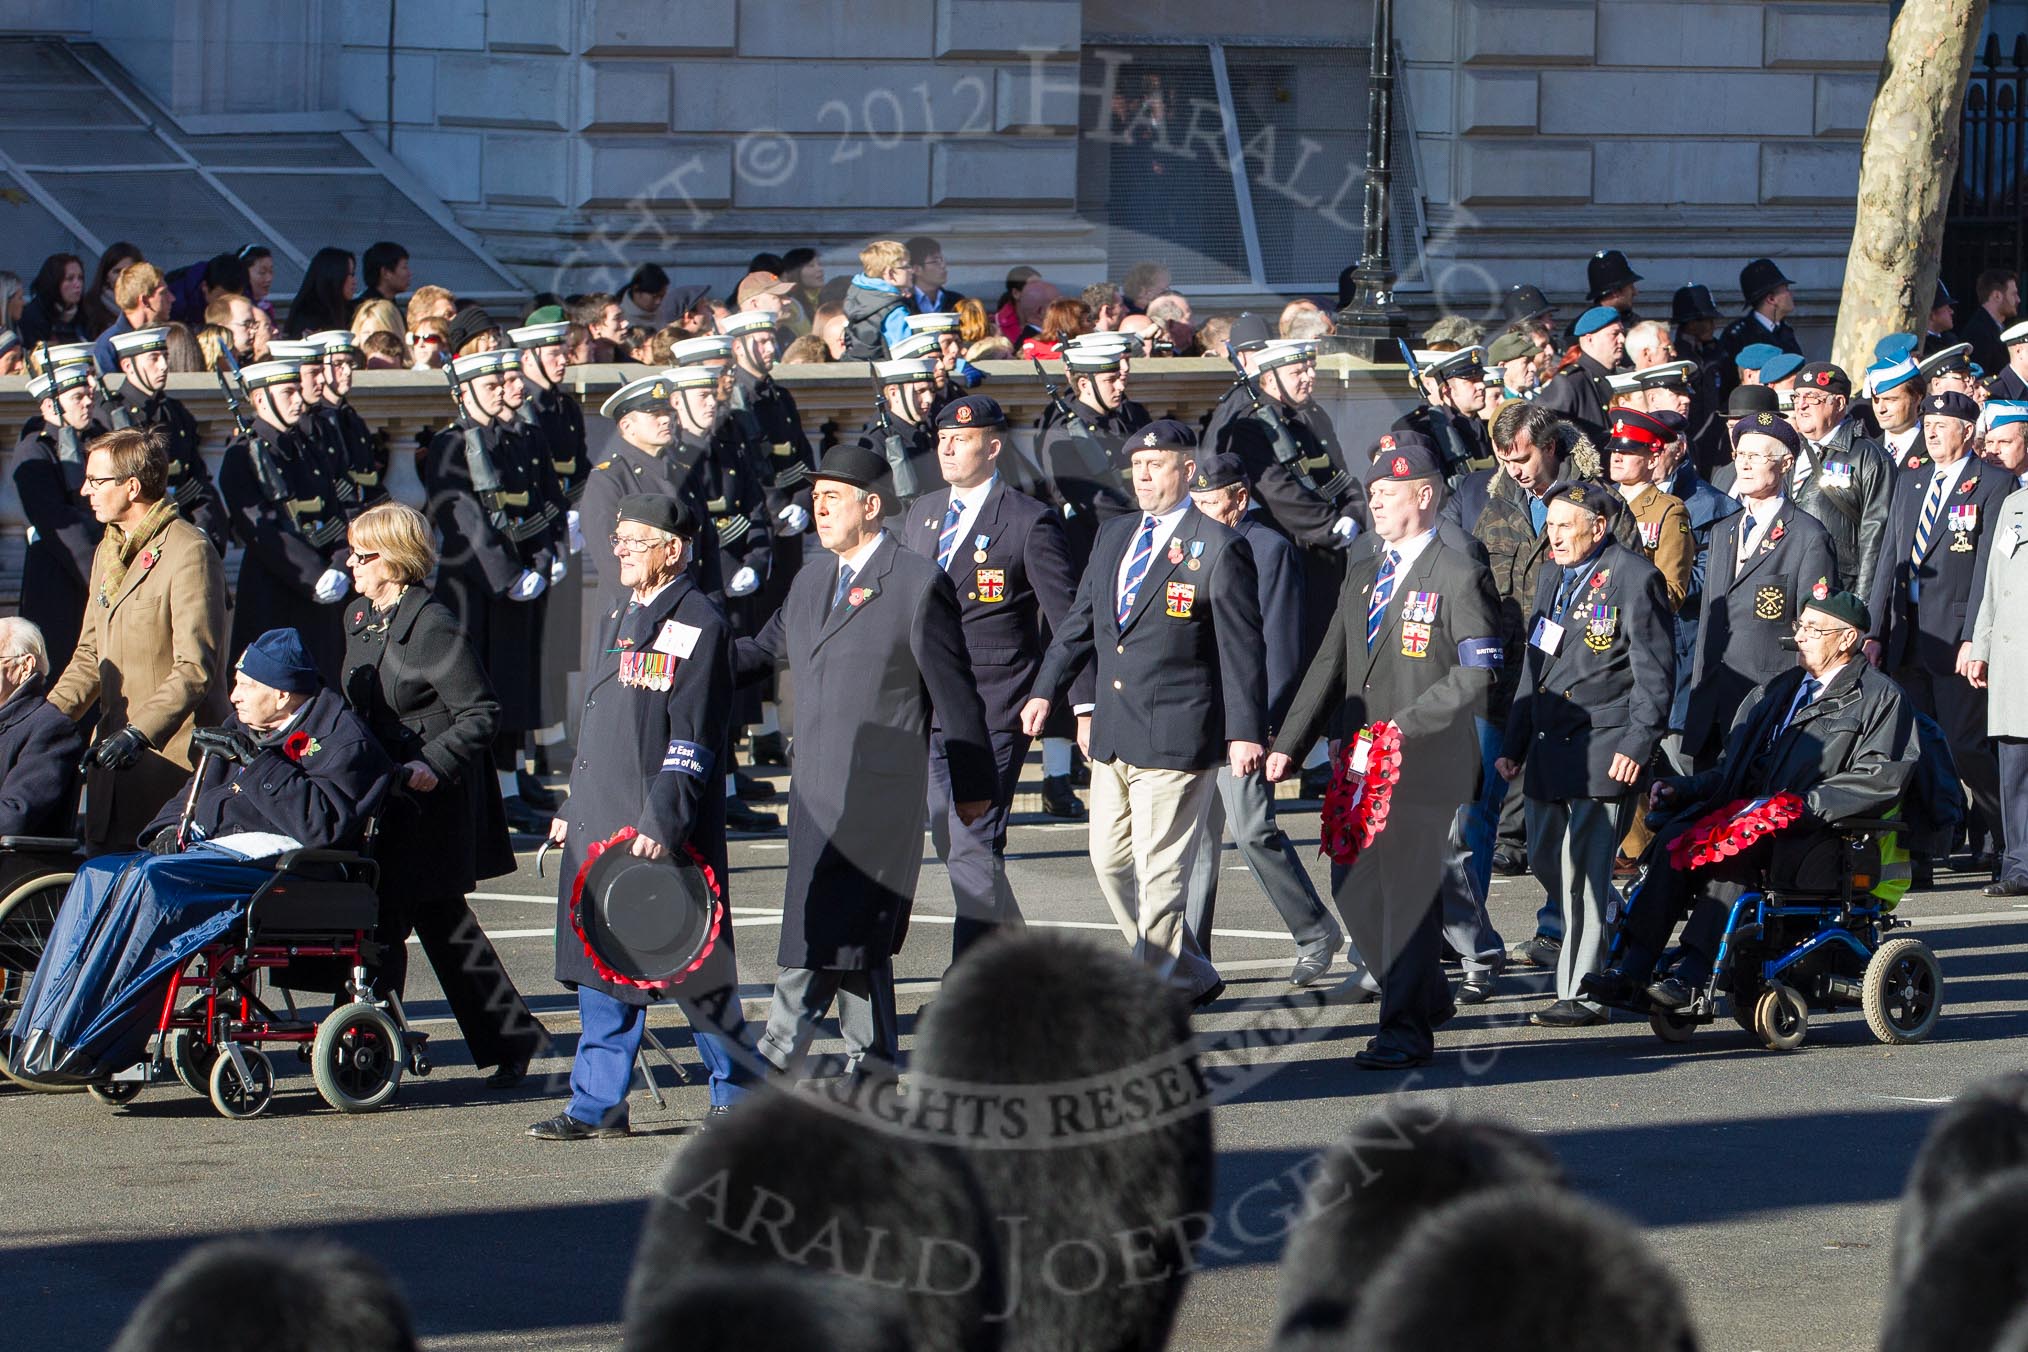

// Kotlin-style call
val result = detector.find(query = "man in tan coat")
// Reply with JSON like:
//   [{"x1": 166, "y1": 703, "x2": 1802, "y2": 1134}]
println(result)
[{"x1": 48, "y1": 426, "x2": 228, "y2": 853}]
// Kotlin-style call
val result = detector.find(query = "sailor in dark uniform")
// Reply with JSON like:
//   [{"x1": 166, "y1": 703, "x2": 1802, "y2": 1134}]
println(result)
[
  {"x1": 905, "y1": 308, "x2": 985, "y2": 412},
  {"x1": 1039, "y1": 339, "x2": 1149, "y2": 564},
  {"x1": 305, "y1": 330, "x2": 390, "y2": 514},
  {"x1": 512, "y1": 317, "x2": 592, "y2": 792},
  {"x1": 853, "y1": 356, "x2": 940, "y2": 520},
  {"x1": 1535, "y1": 306, "x2": 1624, "y2": 443},
  {"x1": 581, "y1": 372, "x2": 725, "y2": 614},
  {"x1": 13, "y1": 360, "x2": 106, "y2": 675},
  {"x1": 421, "y1": 348, "x2": 567, "y2": 832},
  {"x1": 266, "y1": 339, "x2": 363, "y2": 523},
  {"x1": 219, "y1": 358, "x2": 352, "y2": 680},
  {"x1": 1396, "y1": 345, "x2": 1493, "y2": 484},
  {"x1": 721, "y1": 307, "x2": 814, "y2": 770},
  {"x1": 106, "y1": 326, "x2": 228, "y2": 553}
]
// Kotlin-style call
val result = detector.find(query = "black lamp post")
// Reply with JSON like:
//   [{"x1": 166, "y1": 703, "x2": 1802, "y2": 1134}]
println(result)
[{"x1": 1330, "y1": 0, "x2": 1411, "y2": 361}]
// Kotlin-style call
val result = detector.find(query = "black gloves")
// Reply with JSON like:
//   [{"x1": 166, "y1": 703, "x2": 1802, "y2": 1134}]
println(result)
[
  {"x1": 191, "y1": 726, "x2": 259, "y2": 765},
  {"x1": 146, "y1": 828, "x2": 183, "y2": 855},
  {"x1": 87, "y1": 725, "x2": 150, "y2": 772}
]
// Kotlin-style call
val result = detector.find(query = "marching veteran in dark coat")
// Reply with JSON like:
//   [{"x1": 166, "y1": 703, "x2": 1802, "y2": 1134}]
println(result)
[
  {"x1": 50, "y1": 426, "x2": 229, "y2": 854},
  {"x1": 0, "y1": 617, "x2": 85, "y2": 836},
  {"x1": 735, "y1": 445, "x2": 995, "y2": 1076},
  {"x1": 1267, "y1": 440, "x2": 1503, "y2": 1069},
  {"x1": 1682, "y1": 412, "x2": 1838, "y2": 766},
  {"x1": 899, "y1": 394, "x2": 1079, "y2": 961},
  {"x1": 341, "y1": 502, "x2": 546, "y2": 1088},
  {"x1": 138, "y1": 628, "x2": 395, "y2": 853},
  {"x1": 532, "y1": 494, "x2": 757, "y2": 1139},
  {"x1": 15, "y1": 359, "x2": 106, "y2": 676},
  {"x1": 1497, "y1": 481, "x2": 1674, "y2": 1027}
]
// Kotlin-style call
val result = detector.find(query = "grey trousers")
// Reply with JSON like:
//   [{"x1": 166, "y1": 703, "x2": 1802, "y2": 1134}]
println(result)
[
  {"x1": 1438, "y1": 802, "x2": 1505, "y2": 977},
  {"x1": 1183, "y1": 765, "x2": 1342, "y2": 960},
  {"x1": 1526, "y1": 794, "x2": 1630, "y2": 1011},
  {"x1": 756, "y1": 962, "x2": 898, "y2": 1074}
]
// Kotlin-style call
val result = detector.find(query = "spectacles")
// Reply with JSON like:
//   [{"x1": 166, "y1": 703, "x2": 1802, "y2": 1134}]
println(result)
[
  {"x1": 1791, "y1": 623, "x2": 1845, "y2": 639},
  {"x1": 1732, "y1": 449, "x2": 1785, "y2": 466},
  {"x1": 610, "y1": 534, "x2": 666, "y2": 555},
  {"x1": 81, "y1": 475, "x2": 128, "y2": 489},
  {"x1": 1790, "y1": 393, "x2": 1834, "y2": 409},
  {"x1": 347, "y1": 549, "x2": 380, "y2": 566}
]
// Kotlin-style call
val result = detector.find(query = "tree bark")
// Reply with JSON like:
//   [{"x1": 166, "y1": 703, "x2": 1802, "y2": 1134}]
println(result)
[{"x1": 1833, "y1": 0, "x2": 1989, "y2": 377}]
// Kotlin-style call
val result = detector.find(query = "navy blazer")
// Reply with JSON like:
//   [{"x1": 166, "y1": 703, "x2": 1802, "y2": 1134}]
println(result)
[
  {"x1": 1034, "y1": 505, "x2": 1268, "y2": 772},
  {"x1": 0, "y1": 677, "x2": 81, "y2": 837},
  {"x1": 900, "y1": 476, "x2": 1081, "y2": 729},
  {"x1": 1236, "y1": 515, "x2": 1305, "y2": 730},
  {"x1": 1869, "y1": 453, "x2": 2014, "y2": 673}
]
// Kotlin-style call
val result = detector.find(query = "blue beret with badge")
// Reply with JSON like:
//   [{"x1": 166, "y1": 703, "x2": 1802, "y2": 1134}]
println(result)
[{"x1": 1572, "y1": 305, "x2": 1623, "y2": 338}]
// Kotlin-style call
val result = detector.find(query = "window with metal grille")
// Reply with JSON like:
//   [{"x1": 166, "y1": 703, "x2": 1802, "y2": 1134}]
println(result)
[{"x1": 1076, "y1": 42, "x2": 1424, "y2": 295}]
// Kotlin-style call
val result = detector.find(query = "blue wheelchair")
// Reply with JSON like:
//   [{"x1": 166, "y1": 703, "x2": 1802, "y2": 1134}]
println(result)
[{"x1": 1619, "y1": 817, "x2": 1941, "y2": 1051}]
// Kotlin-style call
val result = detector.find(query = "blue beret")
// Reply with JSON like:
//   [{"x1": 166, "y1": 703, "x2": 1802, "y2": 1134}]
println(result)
[
  {"x1": 1131, "y1": 419, "x2": 1198, "y2": 454},
  {"x1": 1572, "y1": 305, "x2": 1623, "y2": 338},
  {"x1": 236, "y1": 628, "x2": 322, "y2": 693},
  {"x1": 1874, "y1": 332, "x2": 1920, "y2": 363},
  {"x1": 1731, "y1": 409, "x2": 1802, "y2": 455},
  {"x1": 1758, "y1": 351, "x2": 1806, "y2": 385},
  {"x1": 1734, "y1": 343, "x2": 1781, "y2": 372},
  {"x1": 934, "y1": 394, "x2": 1007, "y2": 430}
]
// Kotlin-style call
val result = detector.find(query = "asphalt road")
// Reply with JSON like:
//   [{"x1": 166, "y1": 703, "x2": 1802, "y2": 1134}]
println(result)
[{"x1": 3, "y1": 791, "x2": 2021, "y2": 1351}]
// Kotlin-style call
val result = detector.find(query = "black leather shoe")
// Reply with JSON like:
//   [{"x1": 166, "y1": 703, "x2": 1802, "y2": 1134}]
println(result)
[
  {"x1": 1911, "y1": 857, "x2": 1935, "y2": 891},
  {"x1": 484, "y1": 1059, "x2": 529, "y2": 1089},
  {"x1": 733, "y1": 768, "x2": 777, "y2": 803},
  {"x1": 1040, "y1": 775, "x2": 1086, "y2": 819},
  {"x1": 1491, "y1": 851, "x2": 1528, "y2": 877},
  {"x1": 1509, "y1": 934, "x2": 1561, "y2": 969},
  {"x1": 1986, "y1": 878, "x2": 2028, "y2": 897},
  {"x1": 516, "y1": 770, "x2": 559, "y2": 811},
  {"x1": 1353, "y1": 1042, "x2": 1432, "y2": 1070},
  {"x1": 748, "y1": 731, "x2": 788, "y2": 766},
  {"x1": 725, "y1": 800, "x2": 780, "y2": 834},
  {"x1": 1580, "y1": 968, "x2": 1636, "y2": 1004},
  {"x1": 1530, "y1": 999, "x2": 1606, "y2": 1028},
  {"x1": 1971, "y1": 850, "x2": 2001, "y2": 878},
  {"x1": 1190, "y1": 980, "x2": 1226, "y2": 1010},
  {"x1": 1289, "y1": 951, "x2": 1333, "y2": 987},
  {"x1": 527, "y1": 1112, "x2": 628, "y2": 1140},
  {"x1": 1645, "y1": 976, "x2": 1695, "y2": 1011},
  {"x1": 1456, "y1": 974, "x2": 1496, "y2": 1005},
  {"x1": 502, "y1": 795, "x2": 550, "y2": 834},
  {"x1": 699, "y1": 1103, "x2": 737, "y2": 1130}
]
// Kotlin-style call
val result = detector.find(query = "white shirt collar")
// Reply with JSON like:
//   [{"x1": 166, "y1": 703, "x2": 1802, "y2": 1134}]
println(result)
[
  {"x1": 1378, "y1": 526, "x2": 1439, "y2": 575},
  {"x1": 1931, "y1": 454, "x2": 1972, "y2": 491},
  {"x1": 835, "y1": 530, "x2": 888, "y2": 576},
  {"x1": 941, "y1": 475, "x2": 998, "y2": 554},
  {"x1": 1753, "y1": 310, "x2": 1778, "y2": 333}
]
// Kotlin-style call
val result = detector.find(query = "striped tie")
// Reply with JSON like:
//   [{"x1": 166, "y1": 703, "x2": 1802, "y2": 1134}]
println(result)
[
  {"x1": 937, "y1": 499, "x2": 964, "y2": 569},
  {"x1": 1910, "y1": 470, "x2": 1946, "y2": 566},
  {"x1": 831, "y1": 563, "x2": 855, "y2": 612},
  {"x1": 1366, "y1": 548, "x2": 1401, "y2": 648},
  {"x1": 1117, "y1": 515, "x2": 1158, "y2": 626}
]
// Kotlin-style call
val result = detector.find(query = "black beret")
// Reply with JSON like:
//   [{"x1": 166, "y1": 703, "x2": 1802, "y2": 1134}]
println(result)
[
  {"x1": 934, "y1": 394, "x2": 1007, "y2": 430},
  {"x1": 616, "y1": 493, "x2": 697, "y2": 539},
  {"x1": 1652, "y1": 408, "x2": 1688, "y2": 435},
  {"x1": 1795, "y1": 362, "x2": 1851, "y2": 397},
  {"x1": 1190, "y1": 452, "x2": 1247, "y2": 492},
  {"x1": 1543, "y1": 478, "x2": 1618, "y2": 520},
  {"x1": 1130, "y1": 418, "x2": 1198, "y2": 454},
  {"x1": 1730, "y1": 409, "x2": 1802, "y2": 455},
  {"x1": 1365, "y1": 431, "x2": 1445, "y2": 487},
  {"x1": 811, "y1": 444, "x2": 892, "y2": 490},
  {"x1": 1925, "y1": 390, "x2": 1979, "y2": 423},
  {"x1": 1802, "y1": 588, "x2": 1871, "y2": 634},
  {"x1": 1724, "y1": 384, "x2": 1781, "y2": 419}
]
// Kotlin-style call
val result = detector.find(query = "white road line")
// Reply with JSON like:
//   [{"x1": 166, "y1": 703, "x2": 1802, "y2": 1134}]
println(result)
[{"x1": 451, "y1": 912, "x2": 1305, "y2": 944}]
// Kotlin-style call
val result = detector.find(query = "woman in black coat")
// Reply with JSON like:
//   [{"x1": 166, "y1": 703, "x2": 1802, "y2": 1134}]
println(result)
[{"x1": 341, "y1": 501, "x2": 547, "y2": 1085}]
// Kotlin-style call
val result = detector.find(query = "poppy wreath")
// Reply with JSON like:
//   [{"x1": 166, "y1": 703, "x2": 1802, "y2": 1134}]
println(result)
[
  {"x1": 568, "y1": 825, "x2": 724, "y2": 991},
  {"x1": 1665, "y1": 793, "x2": 1807, "y2": 871},
  {"x1": 1319, "y1": 720, "x2": 1404, "y2": 868}
]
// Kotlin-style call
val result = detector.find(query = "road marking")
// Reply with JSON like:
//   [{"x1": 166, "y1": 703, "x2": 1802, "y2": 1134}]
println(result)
[{"x1": 454, "y1": 912, "x2": 1306, "y2": 944}]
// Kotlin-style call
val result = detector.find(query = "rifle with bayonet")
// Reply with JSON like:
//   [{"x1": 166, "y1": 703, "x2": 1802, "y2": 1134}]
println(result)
[
  {"x1": 868, "y1": 362, "x2": 921, "y2": 501},
  {"x1": 1032, "y1": 357, "x2": 1120, "y2": 485},
  {"x1": 1397, "y1": 339, "x2": 1471, "y2": 486},
  {"x1": 223, "y1": 347, "x2": 347, "y2": 550},
  {"x1": 444, "y1": 367, "x2": 553, "y2": 547},
  {"x1": 1226, "y1": 348, "x2": 1351, "y2": 502}
]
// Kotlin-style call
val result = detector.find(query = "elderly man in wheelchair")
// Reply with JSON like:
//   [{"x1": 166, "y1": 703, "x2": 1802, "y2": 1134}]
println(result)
[
  {"x1": 8, "y1": 628, "x2": 394, "y2": 1089},
  {"x1": 1581, "y1": 590, "x2": 1934, "y2": 1046}
]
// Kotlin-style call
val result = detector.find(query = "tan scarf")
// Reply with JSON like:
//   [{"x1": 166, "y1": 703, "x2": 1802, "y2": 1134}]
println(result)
[{"x1": 99, "y1": 498, "x2": 179, "y2": 603}]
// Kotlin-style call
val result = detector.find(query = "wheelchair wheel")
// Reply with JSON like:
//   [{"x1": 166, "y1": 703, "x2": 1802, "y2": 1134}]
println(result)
[
  {"x1": 1863, "y1": 936, "x2": 1943, "y2": 1045},
  {"x1": 1753, "y1": 982, "x2": 1809, "y2": 1050},
  {"x1": 168, "y1": 1030, "x2": 217, "y2": 1097},
  {"x1": 87, "y1": 1080, "x2": 141, "y2": 1107},
  {"x1": 312, "y1": 1003, "x2": 404, "y2": 1113},
  {"x1": 0, "y1": 866, "x2": 78, "y2": 1092},
  {"x1": 208, "y1": 1046, "x2": 275, "y2": 1119},
  {"x1": 1649, "y1": 1010, "x2": 1698, "y2": 1043}
]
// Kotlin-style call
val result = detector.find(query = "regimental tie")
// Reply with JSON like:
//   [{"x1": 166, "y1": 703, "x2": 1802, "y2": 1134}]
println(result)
[
  {"x1": 1772, "y1": 675, "x2": 1820, "y2": 745},
  {"x1": 937, "y1": 498, "x2": 964, "y2": 570},
  {"x1": 1117, "y1": 515, "x2": 1157, "y2": 626},
  {"x1": 1912, "y1": 470, "x2": 1947, "y2": 566},
  {"x1": 1366, "y1": 548, "x2": 1400, "y2": 648},
  {"x1": 831, "y1": 563, "x2": 855, "y2": 612}
]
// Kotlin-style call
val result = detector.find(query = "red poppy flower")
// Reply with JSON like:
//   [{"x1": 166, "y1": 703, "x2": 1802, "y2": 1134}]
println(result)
[{"x1": 283, "y1": 731, "x2": 312, "y2": 762}]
